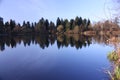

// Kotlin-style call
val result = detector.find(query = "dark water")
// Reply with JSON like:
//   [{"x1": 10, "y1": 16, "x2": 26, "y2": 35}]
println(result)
[{"x1": 0, "y1": 35, "x2": 114, "y2": 80}]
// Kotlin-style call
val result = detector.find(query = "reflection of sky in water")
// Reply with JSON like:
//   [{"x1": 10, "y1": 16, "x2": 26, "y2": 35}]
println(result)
[{"x1": 0, "y1": 42, "x2": 114, "y2": 80}]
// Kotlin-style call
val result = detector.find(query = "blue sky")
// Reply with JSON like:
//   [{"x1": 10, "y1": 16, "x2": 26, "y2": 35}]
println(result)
[{"x1": 0, "y1": 0, "x2": 113, "y2": 23}]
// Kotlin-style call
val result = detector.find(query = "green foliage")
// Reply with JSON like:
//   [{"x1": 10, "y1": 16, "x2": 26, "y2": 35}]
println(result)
[
  {"x1": 114, "y1": 65, "x2": 120, "y2": 80},
  {"x1": 75, "y1": 16, "x2": 82, "y2": 26},
  {"x1": 55, "y1": 16, "x2": 91, "y2": 32},
  {"x1": 0, "y1": 16, "x2": 91, "y2": 35},
  {"x1": 36, "y1": 18, "x2": 45, "y2": 32},
  {"x1": 107, "y1": 50, "x2": 120, "y2": 80},
  {"x1": 107, "y1": 51, "x2": 119, "y2": 62}
]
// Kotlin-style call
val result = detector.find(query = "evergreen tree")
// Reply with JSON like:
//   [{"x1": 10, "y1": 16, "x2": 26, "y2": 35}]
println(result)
[
  {"x1": 56, "y1": 17, "x2": 61, "y2": 27},
  {"x1": 26, "y1": 21, "x2": 30, "y2": 28},
  {"x1": 79, "y1": 17, "x2": 82, "y2": 26},
  {"x1": 75, "y1": 16, "x2": 79, "y2": 26},
  {"x1": 31, "y1": 23, "x2": 35, "y2": 32},
  {"x1": 45, "y1": 19, "x2": 49, "y2": 31},
  {"x1": 49, "y1": 21, "x2": 55, "y2": 32},
  {"x1": 22, "y1": 21, "x2": 26, "y2": 27},
  {"x1": 64, "y1": 19, "x2": 70, "y2": 31},
  {"x1": 0, "y1": 17, "x2": 4, "y2": 27},
  {"x1": 36, "y1": 18, "x2": 45, "y2": 32},
  {"x1": 83, "y1": 19, "x2": 87, "y2": 30},
  {"x1": 86, "y1": 19, "x2": 91, "y2": 30},
  {"x1": 70, "y1": 19, "x2": 74, "y2": 30},
  {"x1": 0, "y1": 17, "x2": 4, "y2": 33},
  {"x1": 5, "y1": 22, "x2": 9, "y2": 27},
  {"x1": 10, "y1": 19, "x2": 16, "y2": 31},
  {"x1": 17, "y1": 23, "x2": 21, "y2": 27}
]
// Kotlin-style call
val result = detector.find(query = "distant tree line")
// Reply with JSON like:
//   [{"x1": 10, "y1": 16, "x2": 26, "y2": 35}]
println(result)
[
  {"x1": 56, "y1": 16, "x2": 91, "y2": 34},
  {"x1": 0, "y1": 16, "x2": 91, "y2": 35},
  {"x1": 0, "y1": 16, "x2": 119, "y2": 36},
  {"x1": 92, "y1": 18, "x2": 120, "y2": 35}
]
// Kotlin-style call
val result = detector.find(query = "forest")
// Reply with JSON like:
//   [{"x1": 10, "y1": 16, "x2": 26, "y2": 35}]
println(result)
[{"x1": 0, "y1": 16, "x2": 120, "y2": 36}]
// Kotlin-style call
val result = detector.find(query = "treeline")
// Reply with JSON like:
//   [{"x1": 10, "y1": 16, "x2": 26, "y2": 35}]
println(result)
[
  {"x1": 0, "y1": 16, "x2": 91, "y2": 35},
  {"x1": 56, "y1": 17, "x2": 91, "y2": 34},
  {"x1": 1, "y1": 16, "x2": 119, "y2": 36},
  {"x1": 91, "y1": 18, "x2": 120, "y2": 35},
  {"x1": 0, "y1": 17, "x2": 56, "y2": 35}
]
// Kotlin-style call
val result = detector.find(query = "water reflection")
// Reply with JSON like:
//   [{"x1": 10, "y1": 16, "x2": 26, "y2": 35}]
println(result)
[
  {"x1": 0, "y1": 34, "x2": 117, "y2": 51},
  {"x1": 0, "y1": 34, "x2": 116, "y2": 80},
  {"x1": 57, "y1": 34, "x2": 92, "y2": 49}
]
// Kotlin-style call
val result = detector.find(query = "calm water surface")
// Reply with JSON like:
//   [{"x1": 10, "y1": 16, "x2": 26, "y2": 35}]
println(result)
[{"x1": 0, "y1": 36, "x2": 114, "y2": 80}]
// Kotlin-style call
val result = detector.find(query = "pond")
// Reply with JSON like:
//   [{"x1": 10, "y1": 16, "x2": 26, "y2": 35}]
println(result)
[{"x1": 0, "y1": 35, "x2": 114, "y2": 80}]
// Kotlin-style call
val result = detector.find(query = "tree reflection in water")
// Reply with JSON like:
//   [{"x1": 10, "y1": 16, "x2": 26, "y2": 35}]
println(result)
[{"x1": 0, "y1": 34, "x2": 117, "y2": 51}]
